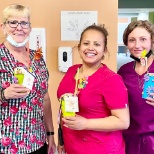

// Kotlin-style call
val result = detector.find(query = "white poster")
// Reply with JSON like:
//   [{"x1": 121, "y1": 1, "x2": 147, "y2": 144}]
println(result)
[
  {"x1": 29, "y1": 28, "x2": 46, "y2": 61},
  {"x1": 61, "y1": 11, "x2": 98, "y2": 41}
]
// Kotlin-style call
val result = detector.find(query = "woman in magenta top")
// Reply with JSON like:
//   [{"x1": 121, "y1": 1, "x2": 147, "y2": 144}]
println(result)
[
  {"x1": 57, "y1": 24, "x2": 130, "y2": 154},
  {"x1": 118, "y1": 20, "x2": 154, "y2": 154}
]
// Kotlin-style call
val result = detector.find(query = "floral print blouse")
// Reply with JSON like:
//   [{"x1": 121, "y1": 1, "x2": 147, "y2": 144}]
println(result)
[{"x1": 0, "y1": 43, "x2": 49, "y2": 154}]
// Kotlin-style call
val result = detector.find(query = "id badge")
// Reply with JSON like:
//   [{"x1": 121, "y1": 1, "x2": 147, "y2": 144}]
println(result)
[
  {"x1": 64, "y1": 95, "x2": 79, "y2": 112},
  {"x1": 22, "y1": 70, "x2": 34, "y2": 90}
]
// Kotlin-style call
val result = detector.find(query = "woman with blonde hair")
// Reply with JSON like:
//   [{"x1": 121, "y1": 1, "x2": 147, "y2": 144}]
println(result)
[{"x1": 0, "y1": 4, "x2": 56, "y2": 154}]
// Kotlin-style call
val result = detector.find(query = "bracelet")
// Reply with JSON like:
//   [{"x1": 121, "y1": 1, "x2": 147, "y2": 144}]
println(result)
[
  {"x1": 47, "y1": 132, "x2": 54, "y2": 136},
  {"x1": 0, "y1": 88, "x2": 7, "y2": 101}
]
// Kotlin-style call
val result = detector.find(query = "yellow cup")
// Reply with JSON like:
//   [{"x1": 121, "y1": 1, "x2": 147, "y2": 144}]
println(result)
[
  {"x1": 61, "y1": 99, "x2": 75, "y2": 117},
  {"x1": 14, "y1": 74, "x2": 24, "y2": 84}
]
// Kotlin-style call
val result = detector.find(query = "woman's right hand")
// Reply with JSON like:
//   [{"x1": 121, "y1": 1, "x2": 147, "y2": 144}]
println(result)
[
  {"x1": 57, "y1": 145, "x2": 65, "y2": 154},
  {"x1": 4, "y1": 83, "x2": 30, "y2": 99}
]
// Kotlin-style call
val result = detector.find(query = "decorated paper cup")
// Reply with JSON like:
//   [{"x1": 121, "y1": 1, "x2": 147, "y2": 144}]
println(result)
[
  {"x1": 14, "y1": 67, "x2": 25, "y2": 85},
  {"x1": 14, "y1": 74, "x2": 24, "y2": 85},
  {"x1": 61, "y1": 98, "x2": 75, "y2": 117}
]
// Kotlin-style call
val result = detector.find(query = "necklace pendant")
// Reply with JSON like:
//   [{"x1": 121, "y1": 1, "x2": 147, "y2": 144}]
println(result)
[
  {"x1": 29, "y1": 67, "x2": 32, "y2": 72},
  {"x1": 140, "y1": 57, "x2": 147, "y2": 66}
]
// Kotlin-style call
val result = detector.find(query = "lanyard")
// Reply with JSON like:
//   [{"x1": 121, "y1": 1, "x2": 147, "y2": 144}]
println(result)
[{"x1": 74, "y1": 68, "x2": 79, "y2": 96}]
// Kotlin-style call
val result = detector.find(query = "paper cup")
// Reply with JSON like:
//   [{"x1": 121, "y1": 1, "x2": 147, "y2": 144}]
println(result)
[
  {"x1": 61, "y1": 99, "x2": 75, "y2": 117},
  {"x1": 14, "y1": 74, "x2": 24, "y2": 84}
]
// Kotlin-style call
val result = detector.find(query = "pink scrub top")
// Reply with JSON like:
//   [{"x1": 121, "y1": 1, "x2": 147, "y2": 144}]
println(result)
[{"x1": 57, "y1": 64, "x2": 128, "y2": 154}]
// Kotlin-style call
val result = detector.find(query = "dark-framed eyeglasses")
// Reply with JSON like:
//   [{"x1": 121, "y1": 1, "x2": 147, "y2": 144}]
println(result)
[{"x1": 5, "y1": 20, "x2": 31, "y2": 29}]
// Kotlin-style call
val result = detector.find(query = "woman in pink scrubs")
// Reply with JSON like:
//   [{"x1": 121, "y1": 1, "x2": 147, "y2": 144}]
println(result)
[{"x1": 57, "y1": 24, "x2": 130, "y2": 154}]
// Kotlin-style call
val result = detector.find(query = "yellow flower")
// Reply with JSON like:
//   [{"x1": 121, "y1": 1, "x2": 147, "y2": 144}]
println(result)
[{"x1": 141, "y1": 49, "x2": 147, "y2": 58}]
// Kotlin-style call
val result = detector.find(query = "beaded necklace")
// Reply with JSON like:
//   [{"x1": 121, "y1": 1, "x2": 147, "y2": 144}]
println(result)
[{"x1": 74, "y1": 68, "x2": 89, "y2": 95}]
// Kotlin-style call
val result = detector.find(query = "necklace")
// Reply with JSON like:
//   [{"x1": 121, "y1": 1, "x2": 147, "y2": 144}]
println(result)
[
  {"x1": 78, "y1": 75, "x2": 89, "y2": 89},
  {"x1": 136, "y1": 63, "x2": 152, "y2": 89},
  {"x1": 138, "y1": 75, "x2": 146, "y2": 89}
]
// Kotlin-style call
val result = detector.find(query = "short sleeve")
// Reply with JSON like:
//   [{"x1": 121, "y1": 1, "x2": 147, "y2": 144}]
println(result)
[{"x1": 102, "y1": 74, "x2": 128, "y2": 110}]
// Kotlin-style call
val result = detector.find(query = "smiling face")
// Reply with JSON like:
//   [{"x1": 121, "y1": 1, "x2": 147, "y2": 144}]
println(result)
[
  {"x1": 127, "y1": 27, "x2": 151, "y2": 57},
  {"x1": 1, "y1": 16, "x2": 31, "y2": 43},
  {"x1": 78, "y1": 29, "x2": 107, "y2": 66},
  {"x1": 1, "y1": 4, "x2": 31, "y2": 44}
]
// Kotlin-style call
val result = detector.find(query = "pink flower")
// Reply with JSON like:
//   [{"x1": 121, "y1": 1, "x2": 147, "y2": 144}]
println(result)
[
  {"x1": 15, "y1": 130, "x2": 19, "y2": 136},
  {"x1": 37, "y1": 90, "x2": 41, "y2": 95},
  {"x1": 32, "y1": 98, "x2": 38, "y2": 105},
  {"x1": 31, "y1": 89, "x2": 35, "y2": 93},
  {"x1": 1, "y1": 102, "x2": 8, "y2": 107},
  {"x1": 0, "y1": 69, "x2": 7, "y2": 73},
  {"x1": 15, "y1": 127, "x2": 19, "y2": 136},
  {"x1": 12, "y1": 61, "x2": 16, "y2": 65},
  {"x1": 10, "y1": 106, "x2": 18, "y2": 114},
  {"x1": 26, "y1": 126, "x2": 30, "y2": 130},
  {"x1": 29, "y1": 135, "x2": 36, "y2": 143},
  {"x1": 1, "y1": 57, "x2": 8, "y2": 61},
  {"x1": 38, "y1": 102, "x2": 43, "y2": 108},
  {"x1": 4, "y1": 117, "x2": 12, "y2": 126},
  {"x1": 20, "y1": 101, "x2": 27, "y2": 109},
  {"x1": 26, "y1": 145, "x2": 31, "y2": 150},
  {"x1": 9, "y1": 144, "x2": 18, "y2": 154},
  {"x1": 1, "y1": 137, "x2": 12, "y2": 146},
  {"x1": 2, "y1": 81, "x2": 10, "y2": 88},
  {"x1": 23, "y1": 114, "x2": 28, "y2": 119},
  {"x1": 28, "y1": 106, "x2": 33, "y2": 112},
  {"x1": 18, "y1": 140, "x2": 25, "y2": 148},
  {"x1": 41, "y1": 81, "x2": 47, "y2": 89},
  {"x1": 10, "y1": 128, "x2": 14, "y2": 132},
  {"x1": 33, "y1": 79, "x2": 37, "y2": 83},
  {"x1": 36, "y1": 140, "x2": 44, "y2": 146},
  {"x1": 23, "y1": 133, "x2": 28, "y2": 138},
  {"x1": 8, "y1": 74, "x2": 12, "y2": 77},
  {"x1": 41, "y1": 69, "x2": 46, "y2": 72},
  {"x1": 35, "y1": 69, "x2": 41, "y2": 75},
  {"x1": 31, "y1": 118, "x2": 37, "y2": 125},
  {"x1": 16, "y1": 62, "x2": 24, "y2": 67}
]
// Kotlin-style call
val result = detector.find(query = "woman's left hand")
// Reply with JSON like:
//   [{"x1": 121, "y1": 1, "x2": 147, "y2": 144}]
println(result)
[
  {"x1": 62, "y1": 115, "x2": 88, "y2": 130},
  {"x1": 146, "y1": 93, "x2": 154, "y2": 106},
  {"x1": 47, "y1": 136, "x2": 56, "y2": 154}
]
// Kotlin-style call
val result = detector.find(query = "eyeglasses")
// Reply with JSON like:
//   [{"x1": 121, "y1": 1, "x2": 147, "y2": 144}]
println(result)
[{"x1": 5, "y1": 20, "x2": 31, "y2": 29}]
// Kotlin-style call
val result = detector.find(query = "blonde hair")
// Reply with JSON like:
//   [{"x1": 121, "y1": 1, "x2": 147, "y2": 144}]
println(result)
[{"x1": 2, "y1": 4, "x2": 30, "y2": 23}]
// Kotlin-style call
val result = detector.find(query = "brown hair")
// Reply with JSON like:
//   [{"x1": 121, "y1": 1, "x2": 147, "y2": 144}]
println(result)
[{"x1": 123, "y1": 20, "x2": 154, "y2": 50}]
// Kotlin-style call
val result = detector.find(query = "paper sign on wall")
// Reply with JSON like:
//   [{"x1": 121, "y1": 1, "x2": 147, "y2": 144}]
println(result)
[
  {"x1": 29, "y1": 28, "x2": 46, "y2": 61},
  {"x1": 61, "y1": 11, "x2": 98, "y2": 41}
]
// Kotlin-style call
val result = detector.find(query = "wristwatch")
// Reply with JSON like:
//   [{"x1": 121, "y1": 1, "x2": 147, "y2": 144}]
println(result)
[{"x1": 47, "y1": 132, "x2": 54, "y2": 136}]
